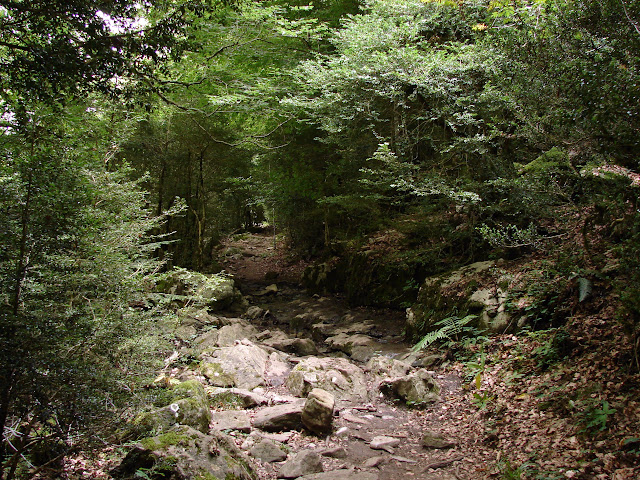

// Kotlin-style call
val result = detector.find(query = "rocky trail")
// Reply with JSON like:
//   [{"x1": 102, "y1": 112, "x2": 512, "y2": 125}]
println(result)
[
  {"x1": 131, "y1": 232, "x2": 494, "y2": 480},
  {"x1": 103, "y1": 232, "x2": 640, "y2": 480}
]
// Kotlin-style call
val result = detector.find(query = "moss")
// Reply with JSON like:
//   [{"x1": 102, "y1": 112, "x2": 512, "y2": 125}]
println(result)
[
  {"x1": 171, "y1": 380, "x2": 206, "y2": 401},
  {"x1": 209, "y1": 391, "x2": 245, "y2": 410},
  {"x1": 140, "y1": 431, "x2": 192, "y2": 450},
  {"x1": 522, "y1": 147, "x2": 571, "y2": 175}
]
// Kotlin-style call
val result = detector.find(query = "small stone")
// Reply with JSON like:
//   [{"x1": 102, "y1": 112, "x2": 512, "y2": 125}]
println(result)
[
  {"x1": 363, "y1": 456, "x2": 387, "y2": 468},
  {"x1": 369, "y1": 436, "x2": 400, "y2": 453},
  {"x1": 321, "y1": 446, "x2": 347, "y2": 459},
  {"x1": 421, "y1": 431, "x2": 456, "y2": 449}
]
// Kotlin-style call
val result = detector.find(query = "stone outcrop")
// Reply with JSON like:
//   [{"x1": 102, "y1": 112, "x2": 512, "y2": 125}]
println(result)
[
  {"x1": 407, "y1": 259, "x2": 525, "y2": 338},
  {"x1": 285, "y1": 357, "x2": 371, "y2": 404},
  {"x1": 130, "y1": 380, "x2": 211, "y2": 436},
  {"x1": 111, "y1": 425, "x2": 255, "y2": 480}
]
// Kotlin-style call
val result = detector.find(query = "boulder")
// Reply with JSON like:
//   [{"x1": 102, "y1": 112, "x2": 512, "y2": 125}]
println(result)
[
  {"x1": 262, "y1": 331, "x2": 319, "y2": 356},
  {"x1": 200, "y1": 341, "x2": 270, "y2": 390},
  {"x1": 215, "y1": 323, "x2": 259, "y2": 347},
  {"x1": 130, "y1": 380, "x2": 211, "y2": 436},
  {"x1": 326, "y1": 333, "x2": 375, "y2": 354},
  {"x1": 278, "y1": 450, "x2": 323, "y2": 478},
  {"x1": 253, "y1": 403, "x2": 304, "y2": 432},
  {"x1": 286, "y1": 357, "x2": 371, "y2": 404},
  {"x1": 206, "y1": 387, "x2": 269, "y2": 409},
  {"x1": 250, "y1": 439, "x2": 288, "y2": 463},
  {"x1": 379, "y1": 369, "x2": 440, "y2": 406},
  {"x1": 301, "y1": 388, "x2": 335, "y2": 435},
  {"x1": 325, "y1": 333, "x2": 380, "y2": 362},
  {"x1": 111, "y1": 425, "x2": 255, "y2": 480}
]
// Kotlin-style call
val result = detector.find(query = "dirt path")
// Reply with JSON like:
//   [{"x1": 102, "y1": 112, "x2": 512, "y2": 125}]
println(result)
[{"x1": 217, "y1": 232, "x2": 493, "y2": 480}]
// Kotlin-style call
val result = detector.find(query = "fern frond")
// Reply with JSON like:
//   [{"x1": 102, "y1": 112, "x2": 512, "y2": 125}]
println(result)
[{"x1": 412, "y1": 314, "x2": 478, "y2": 351}]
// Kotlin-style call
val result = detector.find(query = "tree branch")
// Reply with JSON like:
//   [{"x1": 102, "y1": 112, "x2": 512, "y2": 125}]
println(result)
[{"x1": 620, "y1": 0, "x2": 640, "y2": 37}]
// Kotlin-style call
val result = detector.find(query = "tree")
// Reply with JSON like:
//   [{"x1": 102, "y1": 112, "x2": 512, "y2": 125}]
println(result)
[
  {"x1": 0, "y1": 1, "x2": 213, "y2": 477},
  {"x1": 0, "y1": 0, "x2": 216, "y2": 104}
]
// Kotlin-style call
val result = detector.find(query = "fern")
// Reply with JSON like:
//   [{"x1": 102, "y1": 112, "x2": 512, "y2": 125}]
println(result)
[{"x1": 412, "y1": 314, "x2": 477, "y2": 351}]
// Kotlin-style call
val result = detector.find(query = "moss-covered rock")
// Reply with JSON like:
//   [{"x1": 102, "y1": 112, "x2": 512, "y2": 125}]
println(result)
[
  {"x1": 407, "y1": 260, "x2": 522, "y2": 340},
  {"x1": 111, "y1": 425, "x2": 256, "y2": 480},
  {"x1": 130, "y1": 380, "x2": 212, "y2": 437},
  {"x1": 521, "y1": 147, "x2": 572, "y2": 175}
]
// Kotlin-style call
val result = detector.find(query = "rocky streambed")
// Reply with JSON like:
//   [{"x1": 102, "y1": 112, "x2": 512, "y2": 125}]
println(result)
[{"x1": 110, "y1": 271, "x2": 482, "y2": 480}]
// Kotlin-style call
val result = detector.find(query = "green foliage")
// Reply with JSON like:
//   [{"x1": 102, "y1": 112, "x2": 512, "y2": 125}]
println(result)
[
  {"x1": 531, "y1": 328, "x2": 572, "y2": 370},
  {"x1": 572, "y1": 399, "x2": 617, "y2": 435},
  {"x1": 0, "y1": 0, "x2": 217, "y2": 103},
  {"x1": 0, "y1": 103, "x2": 178, "y2": 478},
  {"x1": 413, "y1": 314, "x2": 478, "y2": 350},
  {"x1": 477, "y1": 223, "x2": 541, "y2": 249}
]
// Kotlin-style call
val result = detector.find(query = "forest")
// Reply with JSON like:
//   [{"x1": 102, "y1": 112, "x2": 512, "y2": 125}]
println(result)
[{"x1": 1, "y1": 0, "x2": 639, "y2": 479}]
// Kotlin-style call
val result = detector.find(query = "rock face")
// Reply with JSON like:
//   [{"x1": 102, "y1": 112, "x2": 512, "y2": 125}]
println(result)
[
  {"x1": 407, "y1": 259, "x2": 524, "y2": 337},
  {"x1": 301, "y1": 388, "x2": 335, "y2": 435},
  {"x1": 111, "y1": 425, "x2": 255, "y2": 480},
  {"x1": 285, "y1": 357, "x2": 371, "y2": 404},
  {"x1": 379, "y1": 369, "x2": 440, "y2": 406},
  {"x1": 278, "y1": 450, "x2": 324, "y2": 478},
  {"x1": 130, "y1": 380, "x2": 211, "y2": 436}
]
